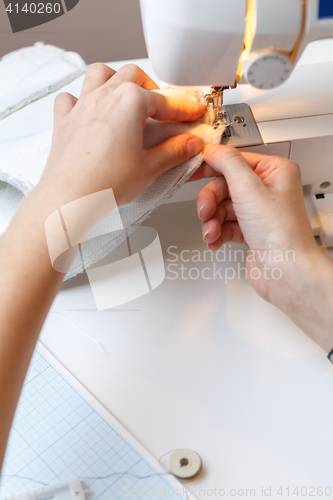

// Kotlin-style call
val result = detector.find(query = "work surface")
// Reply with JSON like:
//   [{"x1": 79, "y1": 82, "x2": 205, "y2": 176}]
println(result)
[
  {"x1": 40, "y1": 199, "x2": 333, "y2": 499},
  {"x1": 38, "y1": 45, "x2": 333, "y2": 498}
]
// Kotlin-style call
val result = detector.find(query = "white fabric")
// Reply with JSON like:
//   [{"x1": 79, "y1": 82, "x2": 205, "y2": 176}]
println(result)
[
  {"x1": 0, "y1": 42, "x2": 87, "y2": 120},
  {"x1": 0, "y1": 44, "x2": 224, "y2": 279}
]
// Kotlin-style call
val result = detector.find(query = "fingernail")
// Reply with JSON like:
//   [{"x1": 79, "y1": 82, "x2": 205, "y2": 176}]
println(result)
[
  {"x1": 197, "y1": 201, "x2": 204, "y2": 218},
  {"x1": 203, "y1": 144, "x2": 220, "y2": 157},
  {"x1": 187, "y1": 137, "x2": 204, "y2": 158},
  {"x1": 203, "y1": 230, "x2": 210, "y2": 242}
]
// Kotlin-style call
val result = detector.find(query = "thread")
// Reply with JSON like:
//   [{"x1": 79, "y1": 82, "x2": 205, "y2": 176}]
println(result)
[
  {"x1": 0, "y1": 472, "x2": 172, "y2": 485},
  {"x1": 49, "y1": 310, "x2": 106, "y2": 357},
  {"x1": 0, "y1": 449, "x2": 182, "y2": 486}
]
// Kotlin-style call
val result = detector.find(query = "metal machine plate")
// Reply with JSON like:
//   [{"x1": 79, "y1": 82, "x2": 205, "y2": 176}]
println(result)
[{"x1": 221, "y1": 103, "x2": 263, "y2": 148}]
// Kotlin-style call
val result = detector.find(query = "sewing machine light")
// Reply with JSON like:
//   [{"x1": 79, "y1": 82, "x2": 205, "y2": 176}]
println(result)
[{"x1": 237, "y1": 0, "x2": 257, "y2": 79}]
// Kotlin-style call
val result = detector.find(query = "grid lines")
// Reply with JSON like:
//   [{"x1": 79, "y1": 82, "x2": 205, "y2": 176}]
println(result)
[{"x1": 0, "y1": 351, "x2": 182, "y2": 499}]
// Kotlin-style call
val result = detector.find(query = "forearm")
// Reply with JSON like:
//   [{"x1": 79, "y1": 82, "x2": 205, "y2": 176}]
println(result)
[
  {"x1": 270, "y1": 249, "x2": 333, "y2": 353},
  {"x1": 0, "y1": 189, "x2": 65, "y2": 468}
]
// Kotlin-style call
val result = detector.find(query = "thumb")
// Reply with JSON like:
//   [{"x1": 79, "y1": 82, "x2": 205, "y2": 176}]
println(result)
[
  {"x1": 147, "y1": 134, "x2": 204, "y2": 179},
  {"x1": 203, "y1": 144, "x2": 264, "y2": 194}
]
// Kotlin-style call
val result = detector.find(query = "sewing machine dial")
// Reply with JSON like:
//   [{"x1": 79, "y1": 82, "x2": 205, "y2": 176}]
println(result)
[{"x1": 243, "y1": 51, "x2": 293, "y2": 90}]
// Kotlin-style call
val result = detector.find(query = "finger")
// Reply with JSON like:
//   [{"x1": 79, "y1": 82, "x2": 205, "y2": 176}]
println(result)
[
  {"x1": 201, "y1": 200, "x2": 236, "y2": 243},
  {"x1": 146, "y1": 90, "x2": 206, "y2": 122},
  {"x1": 207, "y1": 222, "x2": 245, "y2": 251},
  {"x1": 203, "y1": 144, "x2": 264, "y2": 194},
  {"x1": 80, "y1": 63, "x2": 116, "y2": 97},
  {"x1": 240, "y1": 151, "x2": 270, "y2": 170},
  {"x1": 239, "y1": 151, "x2": 289, "y2": 173},
  {"x1": 202, "y1": 218, "x2": 221, "y2": 244},
  {"x1": 54, "y1": 92, "x2": 77, "y2": 125},
  {"x1": 241, "y1": 151, "x2": 301, "y2": 188},
  {"x1": 146, "y1": 134, "x2": 204, "y2": 179},
  {"x1": 188, "y1": 162, "x2": 222, "y2": 182},
  {"x1": 104, "y1": 64, "x2": 159, "y2": 90},
  {"x1": 192, "y1": 150, "x2": 270, "y2": 179},
  {"x1": 196, "y1": 176, "x2": 229, "y2": 222},
  {"x1": 217, "y1": 199, "x2": 236, "y2": 222},
  {"x1": 114, "y1": 83, "x2": 206, "y2": 126}
]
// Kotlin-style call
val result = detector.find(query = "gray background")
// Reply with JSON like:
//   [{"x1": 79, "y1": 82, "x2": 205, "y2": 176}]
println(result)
[{"x1": 0, "y1": 0, "x2": 148, "y2": 63}]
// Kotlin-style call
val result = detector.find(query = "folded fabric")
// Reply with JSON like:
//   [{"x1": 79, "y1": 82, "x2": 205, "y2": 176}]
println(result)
[
  {"x1": 0, "y1": 44, "x2": 224, "y2": 279},
  {"x1": 0, "y1": 42, "x2": 87, "y2": 121},
  {"x1": 0, "y1": 43, "x2": 87, "y2": 237}
]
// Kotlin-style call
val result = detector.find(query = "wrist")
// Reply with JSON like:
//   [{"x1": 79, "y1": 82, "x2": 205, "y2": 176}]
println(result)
[
  {"x1": 4, "y1": 190, "x2": 61, "y2": 277},
  {"x1": 23, "y1": 181, "x2": 122, "y2": 276},
  {"x1": 37, "y1": 164, "x2": 126, "y2": 210},
  {"x1": 269, "y1": 246, "x2": 333, "y2": 352}
]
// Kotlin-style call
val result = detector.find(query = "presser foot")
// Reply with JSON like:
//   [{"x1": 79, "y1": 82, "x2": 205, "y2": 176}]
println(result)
[
  {"x1": 205, "y1": 87, "x2": 228, "y2": 129},
  {"x1": 205, "y1": 88, "x2": 264, "y2": 148}
]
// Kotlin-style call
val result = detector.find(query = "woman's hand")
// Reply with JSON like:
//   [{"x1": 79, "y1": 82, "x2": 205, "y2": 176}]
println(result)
[
  {"x1": 39, "y1": 63, "x2": 205, "y2": 207},
  {"x1": 193, "y1": 144, "x2": 333, "y2": 352},
  {"x1": 197, "y1": 145, "x2": 315, "y2": 250},
  {"x1": 195, "y1": 145, "x2": 320, "y2": 299}
]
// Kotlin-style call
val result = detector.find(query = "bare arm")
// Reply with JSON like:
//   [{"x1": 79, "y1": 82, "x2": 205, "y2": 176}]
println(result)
[{"x1": 0, "y1": 191, "x2": 65, "y2": 468}]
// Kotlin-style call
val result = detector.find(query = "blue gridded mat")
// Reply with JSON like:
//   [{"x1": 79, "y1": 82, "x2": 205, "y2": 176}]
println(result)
[{"x1": 0, "y1": 350, "x2": 184, "y2": 499}]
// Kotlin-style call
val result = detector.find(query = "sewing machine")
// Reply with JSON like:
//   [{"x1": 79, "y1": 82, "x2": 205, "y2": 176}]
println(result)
[{"x1": 140, "y1": 0, "x2": 333, "y2": 248}]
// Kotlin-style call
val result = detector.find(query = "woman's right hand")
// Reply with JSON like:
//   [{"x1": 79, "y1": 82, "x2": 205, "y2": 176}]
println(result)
[
  {"x1": 191, "y1": 145, "x2": 333, "y2": 354},
  {"x1": 193, "y1": 145, "x2": 333, "y2": 352},
  {"x1": 197, "y1": 145, "x2": 316, "y2": 249}
]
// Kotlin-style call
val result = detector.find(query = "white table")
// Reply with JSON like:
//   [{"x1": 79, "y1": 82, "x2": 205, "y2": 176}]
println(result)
[{"x1": 40, "y1": 45, "x2": 333, "y2": 499}]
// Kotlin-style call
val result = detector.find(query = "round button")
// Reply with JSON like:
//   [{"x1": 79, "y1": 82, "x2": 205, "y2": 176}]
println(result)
[
  {"x1": 169, "y1": 449, "x2": 202, "y2": 479},
  {"x1": 243, "y1": 51, "x2": 293, "y2": 90}
]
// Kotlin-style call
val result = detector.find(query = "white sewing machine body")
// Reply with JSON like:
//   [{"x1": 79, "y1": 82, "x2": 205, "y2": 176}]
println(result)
[
  {"x1": 140, "y1": 0, "x2": 333, "y2": 248},
  {"x1": 223, "y1": 44, "x2": 333, "y2": 249},
  {"x1": 140, "y1": 0, "x2": 333, "y2": 89}
]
